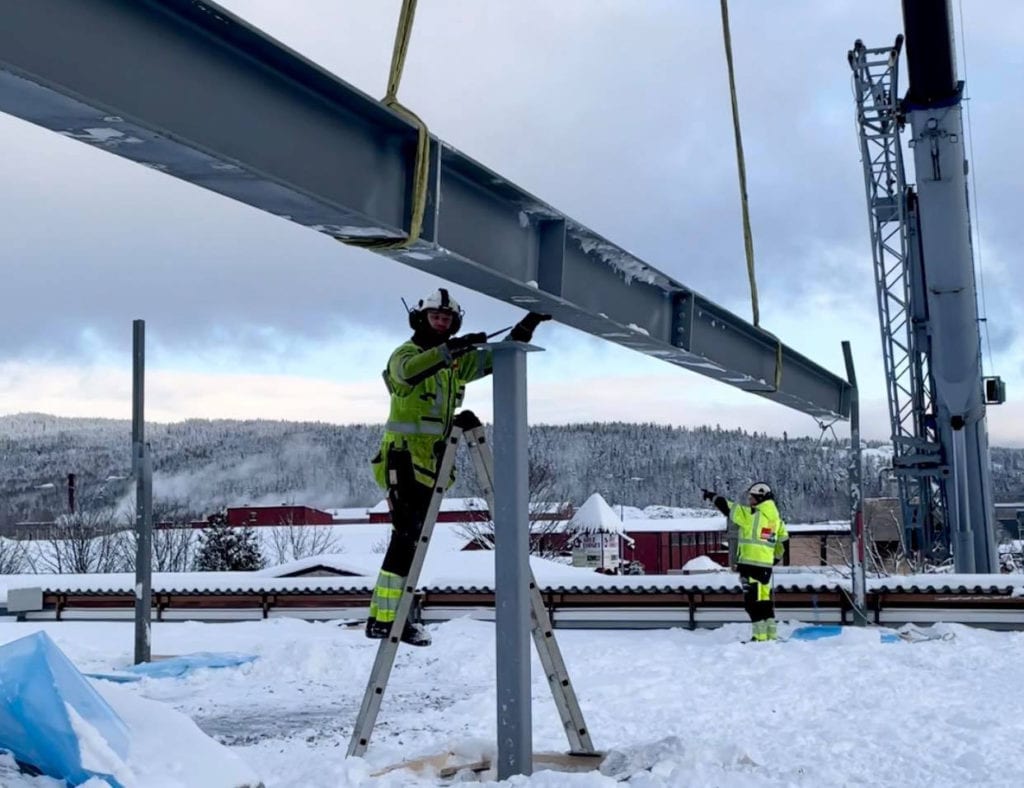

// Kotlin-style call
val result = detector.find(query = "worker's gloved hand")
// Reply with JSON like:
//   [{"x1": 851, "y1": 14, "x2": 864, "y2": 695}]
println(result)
[
  {"x1": 453, "y1": 410, "x2": 482, "y2": 430},
  {"x1": 447, "y1": 332, "x2": 487, "y2": 357},
  {"x1": 509, "y1": 312, "x2": 552, "y2": 343},
  {"x1": 701, "y1": 488, "x2": 716, "y2": 502}
]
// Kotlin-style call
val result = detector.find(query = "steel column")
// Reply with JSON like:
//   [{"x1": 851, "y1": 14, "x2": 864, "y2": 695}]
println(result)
[
  {"x1": 491, "y1": 342, "x2": 535, "y2": 778},
  {"x1": 843, "y1": 341, "x2": 868, "y2": 625}
]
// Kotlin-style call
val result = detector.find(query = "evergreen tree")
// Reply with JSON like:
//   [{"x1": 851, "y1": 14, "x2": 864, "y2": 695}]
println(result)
[{"x1": 193, "y1": 517, "x2": 264, "y2": 571}]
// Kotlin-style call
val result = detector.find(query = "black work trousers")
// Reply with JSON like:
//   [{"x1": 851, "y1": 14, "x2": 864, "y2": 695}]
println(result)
[
  {"x1": 380, "y1": 479, "x2": 434, "y2": 577},
  {"x1": 738, "y1": 563, "x2": 774, "y2": 624}
]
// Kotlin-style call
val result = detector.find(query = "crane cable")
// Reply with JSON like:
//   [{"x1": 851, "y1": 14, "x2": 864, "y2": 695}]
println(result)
[
  {"x1": 340, "y1": 0, "x2": 430, "y2": 251},
  {"x1": 719, "y1": 0, "x2": 782, "y2": 391}
]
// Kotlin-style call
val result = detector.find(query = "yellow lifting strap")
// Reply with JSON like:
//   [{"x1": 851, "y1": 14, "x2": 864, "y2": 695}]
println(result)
[
  {"x1": 719, "y1": 0, "x2": 782, "y2": 390},
  {"x1": 340, "y1": 0, "x2": 430, "y2": 251}
]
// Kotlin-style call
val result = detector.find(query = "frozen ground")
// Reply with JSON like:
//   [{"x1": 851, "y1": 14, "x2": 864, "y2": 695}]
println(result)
[{"x1": 1, "y1": 617, "x2": 1023, "y2": 787}]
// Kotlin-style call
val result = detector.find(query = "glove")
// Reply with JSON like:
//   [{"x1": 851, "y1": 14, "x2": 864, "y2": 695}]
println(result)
[
  {"x1": 452, "y1": 410, "x2": 482, "y2": 430},
  {"x1": 447, "y1": 332, "x2": 487, "y2": 357},
  {"x1": 509, "y1": 312, "x2": 552, "y2": 343},
  {"x1": 701, "y1": 488, "x2": 716, "y2": 502}
]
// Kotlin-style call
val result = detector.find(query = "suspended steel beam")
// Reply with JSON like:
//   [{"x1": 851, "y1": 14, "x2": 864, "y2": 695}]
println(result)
[{"x1": 0, "y1": 0, "x2": 851, "y2": 420}]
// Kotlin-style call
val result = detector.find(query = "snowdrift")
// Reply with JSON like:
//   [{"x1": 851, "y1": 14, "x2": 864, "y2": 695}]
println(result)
[
  {"x1": 0, "y1": 630, "x2": 130, "y2": 786},
  {"x1": 0, "y1": 631, "x2": 262, "y2": 787}
]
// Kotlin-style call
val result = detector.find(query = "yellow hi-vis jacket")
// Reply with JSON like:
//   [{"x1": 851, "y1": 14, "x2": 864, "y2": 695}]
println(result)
[
  {"x1": 371, "y1": 339, "x2": 492, "y2": 489},
  {"x1": 727, "y1": 499, "x2": 788, "y2": 569}
]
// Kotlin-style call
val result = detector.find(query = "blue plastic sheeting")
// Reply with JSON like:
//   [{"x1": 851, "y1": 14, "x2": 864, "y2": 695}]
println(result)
[
  {"x1": 0, "y1": 631, "x2": 129, "y2": 787},
  {"x1": 789, "y1": 624, "x2": 900, "y2": 644},
  {"x1": 87, "y1": 652, "x2": 257, "y2": 684}
]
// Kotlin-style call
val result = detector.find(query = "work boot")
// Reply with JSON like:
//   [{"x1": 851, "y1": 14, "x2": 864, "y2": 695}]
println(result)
[
  {"x1": 365, "y1": 616, "x2": 389, "y2": 640},
  {"x1": 400, "y1": 621, "x2": 432, "y2": 647},
  {"x1": 364, "y1": 617, "x2": 431, "y2": 647}
]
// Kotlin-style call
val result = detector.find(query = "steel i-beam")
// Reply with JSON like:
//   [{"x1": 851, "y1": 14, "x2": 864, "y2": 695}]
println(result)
[{"x1": 0, "y1": 0, "x2": 851, "y2": 420}]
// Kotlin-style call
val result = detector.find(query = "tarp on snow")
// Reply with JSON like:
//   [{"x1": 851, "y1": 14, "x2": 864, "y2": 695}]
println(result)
[
  {"x1": 0, "y1": 630, "x2": 129, "y2": 787},
  {"x1": 87, "y1": 652, "x2": 257, "y2": 684}
]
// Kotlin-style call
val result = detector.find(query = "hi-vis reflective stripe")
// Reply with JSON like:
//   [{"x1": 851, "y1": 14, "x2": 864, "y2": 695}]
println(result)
[
  {"x1": 737, "y1": 553, "x2": 774, "y2": 567},
  {"x1": 371, "y1": 571, "x2": 405, "y2": 623},
  {"x1": 385, "y1": 420, "x2": 445, "y2": 435}
]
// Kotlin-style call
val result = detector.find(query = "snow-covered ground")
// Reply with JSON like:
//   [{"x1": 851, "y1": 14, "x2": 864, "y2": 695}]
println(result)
[{"x1": 1, "y1": 617, "x2": 1022, "y2": 787}]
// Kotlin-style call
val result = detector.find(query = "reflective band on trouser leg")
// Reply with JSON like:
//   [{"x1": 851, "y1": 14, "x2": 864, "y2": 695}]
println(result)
[
  {"x1": 766, "y1": 618, "x2": 778, "y2": 640},
  {"x1": 370, "y1": 570, "x2": 405, "y2": 623},
  {"x1": 757, "y1": 580, "x2": 772, "y2": 602},
  {"x1": 752, "y1": 620, "x2": 767, "y2": 641}
]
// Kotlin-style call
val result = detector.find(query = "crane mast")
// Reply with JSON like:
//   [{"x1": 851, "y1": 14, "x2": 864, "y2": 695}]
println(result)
[
  {"x1": 848, "y1": 37, "x2": 946, "y2": 562},
  {"x1": 849, "y1": 0, "x2": 1000, "y2": 572}
]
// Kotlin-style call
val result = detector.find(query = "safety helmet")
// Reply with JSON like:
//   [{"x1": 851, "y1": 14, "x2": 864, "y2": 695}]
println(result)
[
  {"x1": 748, "y1": 482, "x2": 773, "y2": 500},
  {"x1": 408, "y1": 288, "x2": 463, "y2": 334}
]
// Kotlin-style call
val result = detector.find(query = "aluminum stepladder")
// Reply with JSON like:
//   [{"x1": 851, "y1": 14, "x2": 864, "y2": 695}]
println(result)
[{"x1": 347, "y1": 423, "x2": 596, "y2": 759}]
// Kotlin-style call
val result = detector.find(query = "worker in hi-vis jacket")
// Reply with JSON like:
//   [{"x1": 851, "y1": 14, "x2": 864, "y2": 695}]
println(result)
[
  {"x1": 702, "y1": 482, "x2": 788, "y2": 642},
  {"x1": 366, "y1": 288, "x2": 550, "y2": 646}
]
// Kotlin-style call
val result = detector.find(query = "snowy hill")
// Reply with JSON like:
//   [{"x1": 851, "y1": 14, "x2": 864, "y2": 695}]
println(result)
[{"x1": 3, "y1": 414, "x2": 1024, "y2": 529}]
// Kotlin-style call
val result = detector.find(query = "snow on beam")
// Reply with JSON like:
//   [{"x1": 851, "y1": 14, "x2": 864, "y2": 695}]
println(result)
[{"x1": 0, "y1": 0, "x2": 852, "y2": 420}]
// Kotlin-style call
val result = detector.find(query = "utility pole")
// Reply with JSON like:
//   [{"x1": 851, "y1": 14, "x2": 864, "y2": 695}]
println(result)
[
  {"x1": 132, "y1": 320, "x2": 153, "y2": 664},
  {"x1": 900, "y1": 0, "x2": 998, "y2": 572}
]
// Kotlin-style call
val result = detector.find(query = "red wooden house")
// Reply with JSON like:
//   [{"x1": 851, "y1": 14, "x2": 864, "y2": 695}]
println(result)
[{"x1": 620, "y1": 517, "x2": 727, "y2": 573}]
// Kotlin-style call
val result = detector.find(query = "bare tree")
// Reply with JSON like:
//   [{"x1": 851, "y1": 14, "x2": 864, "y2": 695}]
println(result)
[
  {"x1": 267, "y1": 520, "x2": 341, "y2": 565},
  {"x1": 454, "y1": 458, "x2": 571, "y2": 559},
  {"x1": 0, "y1": 538, "x2": 28, "y2": 574},
  {"x1": 115, "y1": 502, "x2": 200, "y2": 572},
  {"x1": 27, "y1": 508, "x2": 128, "y2": 574}
]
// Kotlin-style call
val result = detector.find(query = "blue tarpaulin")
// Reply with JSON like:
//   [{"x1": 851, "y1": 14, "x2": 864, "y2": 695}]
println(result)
[
  {"x1": 0, "y1": 630, "x2": 129, "y2": 787},
  {"x1": 87, "y1": 652, "x2": 257, "y2": 684},
  {"x1": 789, "y1": 624, "x2": 901, "y2": 643}
]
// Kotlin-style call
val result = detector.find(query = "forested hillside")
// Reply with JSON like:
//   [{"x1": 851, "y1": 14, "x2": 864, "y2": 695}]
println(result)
[{"x1": 2, "y1": 413, "x2": 1024, "y2": 526}]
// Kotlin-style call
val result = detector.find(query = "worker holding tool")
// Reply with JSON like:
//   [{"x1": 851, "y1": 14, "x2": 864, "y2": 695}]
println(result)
[
  {"x1": 366, "y1": 288, "x2": 550, "y2": 645},
  {"x1": 701, "y1": 482, "x2": 788, "y2": 642}
]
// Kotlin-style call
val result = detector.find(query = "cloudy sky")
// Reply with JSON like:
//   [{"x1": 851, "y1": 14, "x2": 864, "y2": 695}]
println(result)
[{"x1": 1, "y1": 0, "x2": 1022, "y2": 446}]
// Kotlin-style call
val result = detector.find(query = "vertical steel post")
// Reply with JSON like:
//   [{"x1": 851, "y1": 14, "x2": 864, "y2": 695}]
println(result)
[
  {"x1": 491, "y1": 341, "x2": 535, "y2": 779},
  {"x1": 132, "y1": 320, "x2": 152, "y2": 664},
  {"x1": 842, "y1": 342, "x2": 868, "y2": 625}
]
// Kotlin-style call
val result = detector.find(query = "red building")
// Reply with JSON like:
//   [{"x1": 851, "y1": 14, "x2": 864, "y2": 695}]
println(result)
[
  {"x1": 621, "y1": 522, "x2": 727, "y2": 574},
  {"x1": 225, "y1": 505, "x2": 334, "y2": 527}
]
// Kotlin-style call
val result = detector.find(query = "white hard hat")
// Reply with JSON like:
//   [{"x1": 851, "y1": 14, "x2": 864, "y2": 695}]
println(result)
[
  {"x1": 409, "y1": 288, "x2": 463, "y2": 333},
  {"x1": 748, "y1": 482, "x2": 772, "y2": 498}
]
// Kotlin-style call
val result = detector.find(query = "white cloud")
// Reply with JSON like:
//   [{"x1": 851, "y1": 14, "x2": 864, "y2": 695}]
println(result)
[{"x1": 1, "y1": 1, "x2": 1022, "y2": 449}]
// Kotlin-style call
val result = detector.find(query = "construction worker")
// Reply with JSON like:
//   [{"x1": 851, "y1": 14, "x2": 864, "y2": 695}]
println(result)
[
  {"x1": 701, "y1": 482, "x2": 788, "y2": 642},
  {"x1": 366, "y1": 288, "x2": 550, "y2": 646}
]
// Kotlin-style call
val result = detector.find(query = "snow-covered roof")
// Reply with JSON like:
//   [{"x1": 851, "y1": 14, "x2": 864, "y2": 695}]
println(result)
[
  {"x1": 566, "y1": 493, "x2": 627, "y2": 535},
  {"x1": 6, "y1": 569, "x2": 1024, "y2": 602},
  {"x1": 787, "y1": 522, "x2": 851, "y2": 534},
  {"x1": 622, "y1": 517, "x2": 725, "y2": 533},
  {"x1": 324, "y1": 507, "x2": 370, "y2": 521},
  {"x1": 367, "y1": 497, "x2": 489, "y2": 514},
  {"x1": 641, "y1": 505, "x2": 718, "y2": 520},
  {"x1": 257, "y1": 554, "x2": 378, "y2": 578}
]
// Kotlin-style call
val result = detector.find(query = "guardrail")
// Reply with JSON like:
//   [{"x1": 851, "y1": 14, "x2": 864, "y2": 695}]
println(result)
[{"x1": 10, "y1": 586, "x2": 1024, "y2": 630}]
